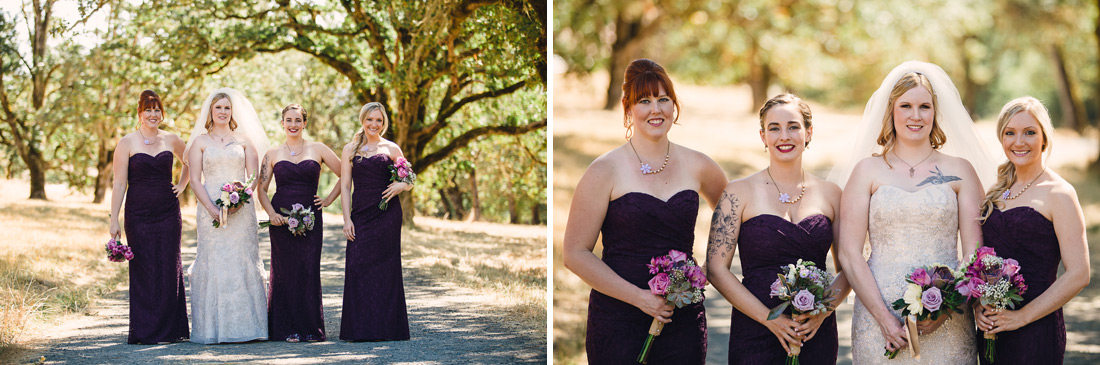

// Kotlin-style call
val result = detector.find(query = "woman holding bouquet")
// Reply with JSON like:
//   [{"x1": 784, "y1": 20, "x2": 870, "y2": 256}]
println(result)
[
  {"x1": 185, "y1": 88, "x2": 271, "y2": 344},
  {"x1": 109, "y1": 90, "x2": 190, "y2": 344},
  {"x1": 830, "y1": 61, "x2": 994, "y2": 363},
  {"x1": 972, "y1": 97, "x2": 1089, "y2": 364},
  {"x1": 563, "y1": 58, "x2": 727, "y2": 363},
  {"x1": 706, "y1": 93, "x2": 850, "y2": 364},
  {"x1": 338, "y1": 101, "x2": 413, "y2": 341},
  {"x1": 256, "y1": 104, "x2": 342, "y2": 342}
]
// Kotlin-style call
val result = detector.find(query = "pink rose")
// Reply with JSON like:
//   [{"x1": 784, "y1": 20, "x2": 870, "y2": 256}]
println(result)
[
  {"x1": 648, "y1": 273, "x2": 670, "y2": 295},
  {"x1": 686, "y1": 266, "x2": 707, "y2": 289},
  {"x1": 966, "y1": 277, "x2": 986, "y2": 298},
  {"x1": 668, "y1": 250, "x2": 687, "y2": 263},
  {"x1": 792, "y1": 289, "x2": 815, "y2": 312},
  {"x1": 921, "y1": 286, "x2": 943, "y2": 311},
  {"x1": 244, "y1": 188, "x2": 253, "y2": 195},
  {"x1": 222, "y1": 183, "x2": 233, "y2": 192},
  {"x1": 395, "y1": 157, "x2": 408, "y2": 167},
  {"x1": 975, "y1": 246, "x2": 997, "y2": 263},
  {"x1": 398, "y1": 169, "x2": 408, "y2": 179},
  {"x1": 910, "y1": 268, "x2": 932, "y2": 287},
  {"x1": 1002, "y1": 258, "x2": 1020, "y2": 276},
  {"x1": 957, "y1": 279, "x2": 972, "y2": 297}
]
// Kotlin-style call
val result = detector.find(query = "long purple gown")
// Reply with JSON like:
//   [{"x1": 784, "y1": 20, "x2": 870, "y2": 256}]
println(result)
[
  {"x1": 267, "y1": 160, "x2": 326, "y2": 342},
  {"x1": 977, "y1": 207, "x2": 1065, "y2": 365},
  {"x1": 123, "y1": 150, "x2": 189, "y2": 344},
  {"x1": 728, "y1": 214, "x2": 838, "y2": 364},
  {"x1": 586, "y1": 190, "x2": 707, "y2": 364},
  {"x1": 340, "y1": 154, "x2": 409, "y2": 341}
]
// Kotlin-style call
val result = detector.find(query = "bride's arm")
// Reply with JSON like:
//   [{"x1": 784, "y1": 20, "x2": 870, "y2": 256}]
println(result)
[
  {"x1": 837, "y1": 160, "x2": 908, "y2": 352},
  {"x1": 955, "y1": 159, "x2": 984, "y2": 256},
  {"x1": 188, "y1": 139, "x2": 221, "y2": 223}
]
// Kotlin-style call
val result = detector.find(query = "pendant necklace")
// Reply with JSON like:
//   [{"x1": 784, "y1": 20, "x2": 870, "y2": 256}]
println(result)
[
  {"x1": 137, "y1": 128, "x2": 157, "y2": 145},
  {"x1": 629, "y1": 138, "x2": 670, "y2": 175},
  {"x1": 286, "y1": 142, "x2": 305, "y2": 157},
  {"x1": 893, "y1": 150, "x2": 935, "y2": 178},
  {"x1": 767, "y1": 167, "x2": 805, "y2": 204},
  {"x1": 1002, "y1": 170, "x2": 1045, "y2": 200}
]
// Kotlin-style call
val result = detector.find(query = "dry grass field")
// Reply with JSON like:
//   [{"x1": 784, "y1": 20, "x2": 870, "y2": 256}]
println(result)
[{"x1": 552, "y1": 71, "x2": 1100, "y2": 364}]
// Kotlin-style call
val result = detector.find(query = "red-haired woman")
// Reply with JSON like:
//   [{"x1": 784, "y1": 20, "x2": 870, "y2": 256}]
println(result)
[
  {"x1": 109, "y1": 90, "x2": 190, "y2": 344},
  {"x1": 563, "y1": 58, "x2": 727, "y2": 363}
]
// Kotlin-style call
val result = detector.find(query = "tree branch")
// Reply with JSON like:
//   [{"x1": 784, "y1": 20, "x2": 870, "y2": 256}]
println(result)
[
  {"x1": 414, "y1": 79, "x2": 527, "y2": 144},
  {"x1": 417, "y1": 117, "x2": 545, "y2": 170},
  {"x1": 63, "y1": 0, "x2": 110, "y2": 32}
]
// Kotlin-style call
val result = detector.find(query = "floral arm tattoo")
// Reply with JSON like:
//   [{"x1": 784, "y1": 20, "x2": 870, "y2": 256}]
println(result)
[
  {"x1": 259, "y1": 155, "x2": 271, "y2": 185},
  {"x1": 707, "y1": 191, "x2": 741, "y2": 259}
]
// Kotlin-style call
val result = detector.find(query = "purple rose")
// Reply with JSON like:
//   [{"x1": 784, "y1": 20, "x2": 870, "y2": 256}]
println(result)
[
  {"x1": 293, "y1": 203, "x2": 305, "y2": 211},
  {"x1": 648, "y1": 273, "x2": 670, "y2": 295},
  {"x1": 921, "y1": 286, "x2": 943, "y2": 311},
  {"x1": 769, "y1": 279, "x2": 784, "y2": 298},
  {"x1": 910, "y1": 268, "x2": 932, "y2": 287},
  {"x1": 792, "y1": 290, "x2": 816, "y2": 312},
  {"x1": 229, "y1": 192, "x2": 240, "y2": 204},
  {"x1": 966, "y1": 277, "x2": 986, "y2": 298},
  {"x1": 957, "y1": 279, "x2": 971, "y2": 297},
  {"x1": 287, "y1": 217, "x2": 299, "y2": 229},
  {"x1": 668, "y1": 250, "x2": 687, "y2": 263},
  {"x1": 975, "y1": 246, "x2": 997, "y2": 263},
  {"x1": 1002, "y1": 258, "x2": 1020, "y2": 276}
]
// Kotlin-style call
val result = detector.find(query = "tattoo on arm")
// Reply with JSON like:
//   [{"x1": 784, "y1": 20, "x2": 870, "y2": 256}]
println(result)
[
  {"x1": 707, "y1": 191, "x2": 741, "y2": 259},
  {"x1": 916, "y1": 166, "x2": 962, "y2": 186},
  {"x1": 259, "y1": 155, "x2": 271, "y2": 185}
]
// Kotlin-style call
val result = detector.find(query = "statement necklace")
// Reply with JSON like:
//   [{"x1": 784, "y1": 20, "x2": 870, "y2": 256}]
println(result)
[
  {"x1": 629, "y1": 138, "x2": 670, "y2": 175},
  {"x1": 767, "y1": 167, "x2": 805, "y2": 204},
  {"x1": 1002, "y1": 170, "x2": 1045, "y2": 200},
  {"x1": 893, "y1": 150, "x2": 935, "y2": 178},
  {"x1": 137, "y1": 128, "x2": 157, "y2": 145},
  {"x1": 285, "y1": 142, "x2": 305, "y2": 157}
]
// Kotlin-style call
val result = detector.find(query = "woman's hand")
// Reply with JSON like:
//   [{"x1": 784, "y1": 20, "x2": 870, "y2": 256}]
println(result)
[
  {"x1": 109, "y1": 220, "x2": 121, "y2": 240},
  {"x1": 172, "y1": 183, "x2": 187, "y2": 198},
  {"x1": 268, "y1": 213, "x2": 287, "y2": 226},
  {"x1": 793, "y1": 310, "x2": 832, "y2": 343},
  {"x1": 381, "y1": 181, "x2": 409, "y2": 206},
  {"x1": 634, "y1": 290, "x2": 675, "y2": 324},
  {"x1": 916, "y1": 314, "x2": 948, "y2": 336},
  {"x1": 985, "y1": 307, "x2": 1030, "y2": 334},
  {"x1": 343, "y1": 223, "x2": 355, "y2": 241},
  {"x1": 974, "y1": 303, "x2": 995, "y2": 333},
  {"x1": 763, "y1": 313, "x2": 804, "y2": 354},
  {"x1": 228, "y1": 205, "x2": 242, "y2": 215},
  {"x1": 206, "y1": 204, "x2": 222, "y2": 225},
  {"x1": 877, "y1": 316, "x2": 909, "y2": 353}
]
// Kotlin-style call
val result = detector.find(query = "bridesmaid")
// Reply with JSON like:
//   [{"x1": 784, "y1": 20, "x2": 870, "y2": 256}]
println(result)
[
  {"x1": 706, "y1": 93, "x2": 850, "y2": 364},
  {"x1": 108, "y1": 90, "x2": 190, "y2": 344},
  {"x1": 256, "y1": 104, "x2": 342, "y2": 342},
  {"x1": 562, "y1": 58, "x2": 726, "y2": 363},
  {"x1": 339, "y1": 102, "x2": 413, "y2": 341},
  {"x1": 974, "y1": 96, "x2": 1089, "y2": 364}
]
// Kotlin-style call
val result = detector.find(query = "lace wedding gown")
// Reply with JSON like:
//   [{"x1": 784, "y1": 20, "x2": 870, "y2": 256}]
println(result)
[
  {"x1": 851, "y1": 184, "x2": 976, "y2": 363},
  {"x1": 189, "y1": 143, "x2": 268, "y2": 344}
]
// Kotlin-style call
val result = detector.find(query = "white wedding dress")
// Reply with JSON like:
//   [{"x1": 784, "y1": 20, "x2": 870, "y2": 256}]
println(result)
[
  {"x1": 189, "y1": 142, "x2": 268, "y2": 344},
  {"x1": 851, "y1": 184, "x2": 977, "y2": 363}
]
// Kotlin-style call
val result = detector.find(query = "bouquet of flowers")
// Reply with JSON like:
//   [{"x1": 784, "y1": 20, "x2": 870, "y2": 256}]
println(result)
[
  {"x1": 259, "y1": 203, "x2": 316, "y2": 236},
  {"x1": 379, "y1": 157, "x2": 416, "y2": 210},
  {"x1": 105, "y1": 237, "x2": 134, "y2": 262},
  {"x1": 884, "y1": 264, "x2": 967, "y2": 359},
  {"x1": 637, "y1": 249, "x2": 706, "y2": 364},
  {"x1": 213, "y1": 175, "x2": 256, "y2": 227},
  {"x1": 957, "y1": 246, "x2": 1027, "y2": 363},
  {"x1": 767, "y1": 259, "x2": 837, "y2": 365}
]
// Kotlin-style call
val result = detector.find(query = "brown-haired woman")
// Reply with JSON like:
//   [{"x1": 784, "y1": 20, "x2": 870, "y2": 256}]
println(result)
[
  {"x1": 707, "y1": 93, "x2": 850, "y2": 364},
  {"x1": 972, "y1": 97, "x2": 1089, "y2": 364},
  {"x1": 563, "y1": 58, "x2": 726, "y2": 363},
  {"x1": 255, "y1": 104, "x2": 342, "y2": 342},
  {"x1": 338, "y1": 102, "x2": 413, "y2": 341},
  {"x1": 109, "y1": 90, "x2": 190, "y2": 344}
]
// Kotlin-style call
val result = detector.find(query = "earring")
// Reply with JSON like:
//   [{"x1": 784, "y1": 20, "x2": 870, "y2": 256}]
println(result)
[{"x1": 764, "y1": 146, "x2": 768, "y2": 152}]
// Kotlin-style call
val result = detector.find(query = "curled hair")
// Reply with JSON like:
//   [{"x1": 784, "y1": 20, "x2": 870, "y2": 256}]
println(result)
[
  {"x1": 204, "y1": 92, "x2": 238, "y2": 131},
  {"x1": 759, "y1": 93, "x2": 813, "y2": 147},
  {"x1": 620, "y1": 58, "x2": 680, "y2": 139},
  {"x1": 875, "y1": 72, "x2": 946, "y2": 167},
  {"x1": 979, "y1": 96, "x2": 1054, "y2": 222},
  {"x1": 138, "y1": 90, "x2": 164, "y2": 117},
  {"x1": 281, "y1": 103, "x2": 308, "y2": 122},
  {"x1": 352, "y1": 102, "x2": 390, "y2": 160}
]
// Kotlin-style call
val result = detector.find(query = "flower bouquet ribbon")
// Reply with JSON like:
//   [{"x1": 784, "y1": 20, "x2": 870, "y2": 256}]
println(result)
[
  {"x1": 636, "y1": 249, "x2": 706, "y2": 364},
  {"x1": 767, "y1": 259, "x2": 837, "y2": 365},
  {"x1": 884, "y1": 264, "x2": 966, "y2": 359},
  {"x1": 957, "y1": 246, "x2": 1027, "y2": 363},
  {"x1": 259, "y1": 203, "x2": 316, "y2": 236},
  {"x1": 213, "y1": 175, "x2": 256, "y2": 227}
]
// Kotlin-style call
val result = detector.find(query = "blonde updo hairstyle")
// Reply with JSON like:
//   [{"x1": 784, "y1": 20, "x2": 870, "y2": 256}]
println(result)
[
  {"x1": 875, "y1": 72, "x2": 946, "y2": 168},
  {"x1": 979, "y1": 96, "x2": 1055, "y2": 222},
  {"x1": 758, "y1": 93, "x2": 813, "y2": 147}
]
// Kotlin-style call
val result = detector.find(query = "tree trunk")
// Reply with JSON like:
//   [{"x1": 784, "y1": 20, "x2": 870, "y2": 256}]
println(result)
[
  {"x1": 508, "y1": 194, "x2": 519, "y2": 224},
  {"x1": 438, "y1": 188, "x2": 457, "y2": 219},
  {"x1": 93, "y1": 139, "x2": 113, "y2": 204},
  {"x1": 748, "y1": 46, "x2": 772, "y2": 111},
  {"x1": 1050, "y1": 43, "x2": 1087, "y2": 132},
  {"x1": 466, "y1": 167, "x2": 481, "y2": 222},
  {"x1": 530, "y1": 202, "x2": 540, "y2": 225},
  {"x1": 959, "y1": 35, "x2": 981, "y2": 119},
  {"x1": 26, "y1": 146, "x2": 47, "y2": 200},
  {"x1": 603, "y1": 12, "x2": 648, "y2": 110},
  {"x1": 1093, "y1": 0, "x2": 1100, "y2": 174}
]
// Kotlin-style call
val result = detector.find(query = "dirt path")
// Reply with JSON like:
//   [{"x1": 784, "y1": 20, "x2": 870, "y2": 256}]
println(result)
[{"x1": 29, "y1": 218, "x2": 545, "y2": 364}]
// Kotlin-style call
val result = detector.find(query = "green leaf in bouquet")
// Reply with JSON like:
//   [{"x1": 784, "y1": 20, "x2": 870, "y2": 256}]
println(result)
[
  {"x1": 279, "y1": 207, "x2": 293, "y2": 215},
  {"x1": 767, "y1": 301, "x2": 790, "y2": 321},
  {"x1": 259, "y1": 220, "x2": 271, "y2": 228}
]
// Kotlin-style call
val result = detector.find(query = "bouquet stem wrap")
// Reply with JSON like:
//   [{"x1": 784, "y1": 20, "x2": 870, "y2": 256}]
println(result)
[{"x1": 636, "y1": 318, "x2": 665, "y2": 364}]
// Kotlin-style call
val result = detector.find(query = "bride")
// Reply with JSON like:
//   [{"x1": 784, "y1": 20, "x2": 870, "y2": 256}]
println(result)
[
  {"x1": 185, "y1": 88, "x2": 271, "y2": 344},
  {"x1": 830, "y1": 61, "x2": 995, "y2": 363}
]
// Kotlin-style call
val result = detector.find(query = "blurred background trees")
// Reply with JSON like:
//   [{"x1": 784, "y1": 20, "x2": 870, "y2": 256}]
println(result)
[
  {"x1": 0, "y1": 0, "x2": 546, "y2": 225},
  {"x1": 555, "y1": 0, "x2": 1100, "y2": 172}
]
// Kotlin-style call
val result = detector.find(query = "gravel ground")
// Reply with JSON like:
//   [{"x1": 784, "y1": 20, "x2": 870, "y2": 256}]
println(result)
[{"x1": 26, "y1": 221, "x2": 545, "y2": 364}]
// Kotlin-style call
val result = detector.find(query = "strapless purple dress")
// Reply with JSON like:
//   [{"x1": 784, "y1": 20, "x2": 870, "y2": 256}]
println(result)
[
  {"x1": 267, "y1": 160, "x2": 326, "y2": 342},
  {"x1": 340, "y1": 154, "x2": 409, "y2": 341},
  {"x1": 124, "y1": 151, "x2": 189, "y2": 344},
  {"x1": 977, "y1": 207, "x2": 1065, "y2": 365},
  {"x1": 728, "y1": 214, "x2": 838, "y2": 364},
  {"x1": 585, "y1": 190, "x2": 706, "y2": 364}
]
